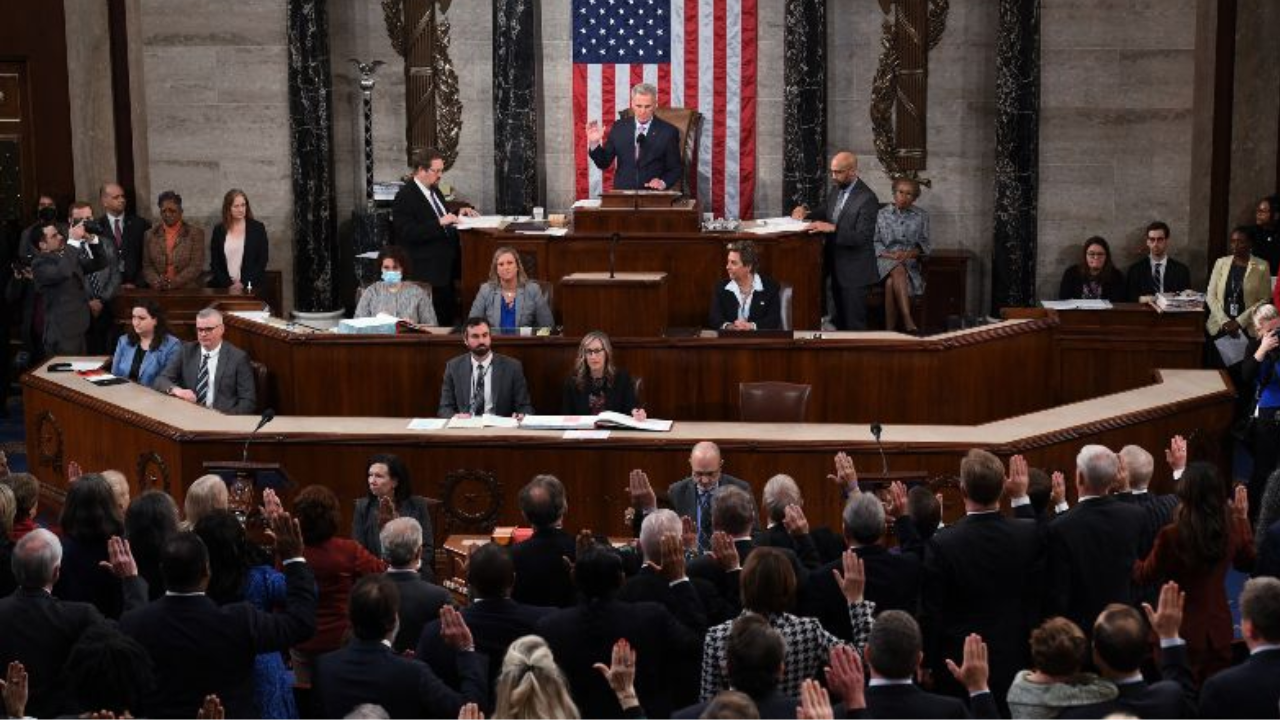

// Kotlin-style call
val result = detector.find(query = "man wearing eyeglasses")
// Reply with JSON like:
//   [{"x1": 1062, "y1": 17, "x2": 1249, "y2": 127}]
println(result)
[
  {"x1": 154, "y1": 307, "x2": 256, "y2": 414},
  {"x1": 628, "y1": 441, "x2": 751, "y2": 554},
  {"x1": 790, "y1": 151, "x2": 881, "y2": 330},
  {"x1": 391, "y1": 148, "x2": 481, "y2": 326}
]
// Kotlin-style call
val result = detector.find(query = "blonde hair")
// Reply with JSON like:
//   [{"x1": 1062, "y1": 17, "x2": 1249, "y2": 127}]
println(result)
[
  {"x1": 494, "y1": 636, "x2": 580, "y2": 719},
  {"x1": 487, "y1": 246, "x2": 530, "y2": 287},
  {"x1": 0, "y1": 484, "x2": 15, "y2": 538},
  {"x1": 183, "y1": 475, "x2": 228, "y2": 528},
  {"x1": 1254, "y1": 303, "x2": 1278, "y2": 334}
]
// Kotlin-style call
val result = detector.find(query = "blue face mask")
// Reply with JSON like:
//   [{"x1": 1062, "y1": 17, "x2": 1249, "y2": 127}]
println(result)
[{"x1": 382, "y1": 270, "x2": 402, "y2": 284}]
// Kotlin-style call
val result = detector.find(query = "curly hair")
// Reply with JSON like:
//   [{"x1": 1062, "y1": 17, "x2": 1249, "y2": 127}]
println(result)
[{"x1": 294, "y1": 485, "x2": 341, "y2": 546}]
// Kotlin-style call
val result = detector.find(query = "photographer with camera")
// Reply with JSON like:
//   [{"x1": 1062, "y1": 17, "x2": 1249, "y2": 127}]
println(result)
[
  {"x1": 31, "y1": 211, "x2": 107, "y2": 357},
  {"x1": 1242, "y1": 303, "x2": 1280, "y2": 524},
  {"x1": 69, "y1": 202, "x2": 121, "y2": 354}
]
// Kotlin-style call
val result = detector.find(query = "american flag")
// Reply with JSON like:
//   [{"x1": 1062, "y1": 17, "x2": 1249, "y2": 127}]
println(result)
[{"x1": 572, "y1": 0, "x2": 758, "y2": 219}]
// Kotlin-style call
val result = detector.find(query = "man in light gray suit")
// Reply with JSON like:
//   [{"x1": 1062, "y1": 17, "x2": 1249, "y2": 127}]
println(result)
[
  {"x1": 437, "y1": 317, "x2": 534, "y2": 418},
  {"x1": 32, "y1": 220, "x2": 107, "y2": 356},
  {"x1": 791, "y1": 151, "x2": 881, "y2": 330},
  {"x1": 154, "y1": 308, "x2": 256, "y2": 415},
  {"x1": 628, "y1": 441, "x2": 752, "y2": 553}
]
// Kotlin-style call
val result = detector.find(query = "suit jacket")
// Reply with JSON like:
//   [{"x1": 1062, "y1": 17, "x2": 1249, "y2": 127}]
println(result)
[
  {"x1": 417, "y1": 596, "x2": 555, "y2": 686},
  {"x1": 536, "y1": 597, "x2": 702, "y2": 719},
  {"x1": 468, "y1": 281, "x2": 554, "y2": 328},
  {"x1": 708, "y1": 274, "x2": 784, "y2": 330},
  {"x1": 112, "y1": 333, "x2": 182, "y2": 387},
  {"x1": 1124, "y1": 256, "x2": 1191, "y2": 300},
  {"x1": 618, "y1": 566, "x2": 714, "y2": 710},
  {"x1": 0, "y1": 582, "x2": 145, "y2": 718},
  {"x1": 809, "y1": 179, "x2": 880, "y2": 289},
  {"x1": 865, "y1": 683, "x2": 1000, "y2": 719},
  {"x1": 588, "y1": 115, "x2": 684, "y2": 191},
  {"x1": 391, "y1": 180, "x2": 457, "y2": 288},
  {"x1": 154, "y1": 340, "x2": 257, "y2": 415},
  {"x1": 97, "y1": 213, "x2": 148, "y2": 285},
  {"x1": 921, "y1": 512, "x2": 1044, "y2": 704},
  {"x1": 119, "y1": 561, "x2": 317, "y2": 719},
  {"x1": 32, "y1": 242, "x2": 106, "y2": 354},
  {"x1": 668, "y1": 474, "x2": 752, "y2": 521},
  {"x1": 142, "y1": 222, "x2": 206, "y2": 290},
  {"x1": 673, "y1": 689, "x2": 799, "y2": 719},
  {"x1": 1047, "y1": 497, "x2": 1145, "y2": 630},
  {"x1": 315, "y1": 639, "x2": 486, "y2": 719},
  {"x1": 437, "y1": 352, "x2": 534, "y2": 417},
  {"x1": 1198, "y1": 647, "x2": 1280, "y2": 718},
  {"x1": 510, "y1": 526, "x2": 577, "y2": 608},
  {"x1": 756, "y1": 523, "x2": 827, "y2": 570},
  {"x1": 351, "y1": 495, "x2": 434, "y2": 576},
  {"x1": 1059, "y1": 642, "x2": 1196, "y2": 719},
  {"x1": 383, "y1": 570, "x2": 452, "y2": 654},
  {"x1": 1206, "y1": 254, "x2": 1271, "y2": 336},
  {"x1": 1257, "y1": 518, "x2": 1280, "y2": 579},
  {"x1": 687, "y1": 537, "x2": 809, "y2": 614},
  {"x1": 208, "y1": 218, "x2": 270, "y2": 292},
  {"x1": 83, "y1": 232, "x2": 121, "y2": 302},
  {"x1": 561, "y1": 367, "x2": 641, "y2": 415},
  {"x1": 804, "y1": 543, "x2": 921, "y2": 641}
]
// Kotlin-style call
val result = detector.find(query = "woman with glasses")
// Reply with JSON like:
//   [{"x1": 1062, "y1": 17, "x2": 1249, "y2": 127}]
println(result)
[
  {"x1": 1057, "y1": 236, "x2": 1125, "y2": 302},
  {"x1": 561, "y1": 330, "x2": 645, "y2": 418}
]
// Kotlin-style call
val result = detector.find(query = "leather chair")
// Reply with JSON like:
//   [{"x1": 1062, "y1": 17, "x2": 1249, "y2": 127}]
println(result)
[
  {"x1": 618, "y1": 106, "x2": 704, "y2": 198},
  {"x1": 248, "y1": 360, "x2": 271, "y2": 414},
  {"x1": 632, "y1": 375, "x2": 644, "y2": 410},
  {"x1": 739, "y1": 381, "x2": 811, "y2": 423},
  {"x1": 779, "y1": 282, "x2": 794, "y2": 331}
]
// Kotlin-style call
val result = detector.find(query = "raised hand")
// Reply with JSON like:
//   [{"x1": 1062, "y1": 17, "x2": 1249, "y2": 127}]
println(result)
[
  {"x1": 1166, "y1": 434, "x2": 1188, "y2": 472},
  {"x1": 97, "y1": 536, "x2": 138, "y2": 579},
  {"x1": 592, "y1": 638, "x2": 639, "y2": 708},
  {"x1": 828, "y1": 452, "x2": 859, "y2": 494},
  {"x1": 680, "y1": 515, "x2": 698, "y2": 552},
  {"x1": 1230, "y1": 484, "x2": 1249, "y2": 524},
  {"x1": 824, "y1": 645, "x2": 865, "y2": 710},
  {"x1": 832, "y1": 550, "x2": 865, "y2": 604},
  {"x1": 377, "y1": 494, "x2": 398, "y2": 528},
  {"x1": 797, "y1": 678, "x2": 834, "y2": 720},
  {"x1": 1004, "y1": 455, "x2": 1028, "y2": 499},
  {"x1": 458, "y1": 702, "x2": 485, "y2": 720},
  {"x1": 440, "y1": 605, "x2": 475, "y2": 651},
  {"x1": 657, "y1": 533, "x2": 687, "y2": 582},
  {"x1": 67, "y1": 460, "x2": 84, "y2": 482},
  {"x1": 1050, "y1": 472, "x2": 1066, "y2": 508},
  {"x1": 628, "y1": 469, "x2": 657, "y2": 512},
  {"x1": 1141, "y1": 580, "x2": 1185, "y2": 641},
  {"x1": 711, "y1": 531, "x2": 740, "y2": 571},
  {"x1": 260, "y1": 488, "x2": 284, "y2": 519},
  {"x1": 886, "y1": 481, "x2": 909, "y2": 519},
  {"x1": 944, "y1": 633, "x2": 990, "y2": 693},
  {"x1": 585, "y1": 120, "x2": 604, "y2": 145},
  {"x1": 1, "y1": 661, "x2": 28, "y2": 720},
  {"x1": 783, "y1": 504, "x2": 810, "y2": 536},
  {"x1": 197, "y1": 694, "x2": 225, "y2": 720},
  {"x1": 269, "y1": 512, "x2": 304, "y2": 560}
]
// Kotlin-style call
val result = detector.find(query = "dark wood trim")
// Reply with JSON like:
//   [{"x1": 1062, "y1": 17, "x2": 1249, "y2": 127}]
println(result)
[
  {"x1": 1208, "y1": 0, "x2": 1237, "y2": 262},
  {"x1": 107, "y1": 0, "x2": 135, "y2": 202}
]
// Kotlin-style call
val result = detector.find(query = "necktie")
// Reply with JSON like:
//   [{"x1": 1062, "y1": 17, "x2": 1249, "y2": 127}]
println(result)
[
  {"x1": 696, "y1": 489, "x2": 714, "y2": 553},
  {"x1": 834, "y1": 186, "x2": 851, "y2": 222},
  {"x1": 471, "y1": 363, "x2": 488, "y2": 415},
  {"x1": 196, "y1": 353, "x2": 211, "y2": 406},
  {"x1": 1153, "y1": 262, "x2": 1164, "y2": 293},
  {"x1": 113, "y1": 218, "x2": 123, "y2": 249},
  {"x1": 427, "y1": 189, "x2": 446, "y2": 219}
]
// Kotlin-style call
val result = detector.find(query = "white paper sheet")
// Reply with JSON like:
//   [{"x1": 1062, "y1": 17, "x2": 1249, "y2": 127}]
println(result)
[
  {"x1": 456, "y1": 215, "x2": 508, "y2": 230},
  {"x1": 406, "y1": 418, "x2": 447, "y2": 431},
  {"x1": 564, "y1": 429, "x2": 611, "y2": 439},
  {"x1": 1215, "y1": 333, "x2": 1249, "y2": 367}
]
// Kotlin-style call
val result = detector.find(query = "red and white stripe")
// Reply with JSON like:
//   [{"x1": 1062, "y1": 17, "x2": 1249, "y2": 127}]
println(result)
[{"x1": 572, "y1": 0, "x2": 758, "y2": 220}]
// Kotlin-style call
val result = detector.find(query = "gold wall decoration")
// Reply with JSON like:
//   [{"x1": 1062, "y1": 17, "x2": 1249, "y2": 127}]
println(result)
[
  {"x1": 870, "y1": 0, "x2": 948, "y2": 185},
  {"x1": 382, "y1": 0, "x2": 462, "y2": 170}
]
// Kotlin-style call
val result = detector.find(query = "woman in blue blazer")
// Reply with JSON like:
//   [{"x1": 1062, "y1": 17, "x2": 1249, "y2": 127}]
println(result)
[
  {"x1": 468, "y1": 246, "x2": 554, "y2": 328},
  {"x1": 111, "y1": 299, "x2": 181, "y2": 387}
]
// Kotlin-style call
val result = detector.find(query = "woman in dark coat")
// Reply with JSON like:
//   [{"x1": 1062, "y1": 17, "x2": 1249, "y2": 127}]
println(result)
[
  {"x1": 208, "y1": 188, "x2": 269, "y2": 297},
  {"x1": 561, "y1": 330, "x2": 645, "y2": 418},
  {"x1": 1057, "y1": 236, "x2": 1125, "y2": 302}
]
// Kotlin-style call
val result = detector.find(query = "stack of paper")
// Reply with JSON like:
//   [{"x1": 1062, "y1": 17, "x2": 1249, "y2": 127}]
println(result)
[
  {"x1": 337, "y1": 314, "x2": 398, "y2": 335},
  {"x1": 519, "y1": 412, "x2": 672, "y2": 432},
  {"x1": 456, "y1": 215, "x2": 508, "y2": 230},
  {"x1": 743, "y1": 217, "x2": 811, "y2": 235},
  {"x1": 1154, "y1": 291, "x2": 1206, "y2": 312},
  {"x1": 446, "y1": 415, "x2": 520, "y2": 429},
  {"x1": 1041, "y1": 299, "x2": 1113, "y2": 310}
]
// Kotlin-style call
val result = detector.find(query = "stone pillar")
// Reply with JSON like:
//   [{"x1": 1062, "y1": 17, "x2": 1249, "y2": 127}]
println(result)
[
  {"x1": 493, "y1": 0, "x2": 539, "y2": 214},
  {"x1": 991, "y1": 0, "x2": 1040, "y2": 311},
  {"x1": 288, "y1": 0, "x2": 339, "y2": 312},
  {"x1": 783, "y1": 0, "x2": 827, "y2": 211}
]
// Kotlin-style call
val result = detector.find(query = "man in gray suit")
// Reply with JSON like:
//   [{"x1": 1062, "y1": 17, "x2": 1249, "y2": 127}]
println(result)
[
  {"x1": 69, "y1": 202, "x2": 121, "y2": 354},
  {"x1": 31, "y1": 220, "x2": 107, "y2": 356},
  {"x1": 791, "y1": 151, "x2": 881, "y2": 330},
  {"x1": 629, "y1": 441, "x2": 752, "y2": 553},
  {"x1": 154, "y1": 308, "x2": 256, "y2": 414},
  {"x1": 437, "y1": 317, "x2": 534, "y2": 417}
]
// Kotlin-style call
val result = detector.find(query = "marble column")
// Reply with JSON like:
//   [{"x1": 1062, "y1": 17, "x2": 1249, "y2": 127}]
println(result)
[
  {"x1": 493, "y1": 0, "x2": 539, "y2": 214},
  {"x1": 783, "y1": 0, "x2": 827, "y2": 212},
  {"x1": 991, "y1": 0, "x2": 1040, "y2": 311},
  {"x1": 288, "y1": 0, "x2": 339, "y2": 312}
]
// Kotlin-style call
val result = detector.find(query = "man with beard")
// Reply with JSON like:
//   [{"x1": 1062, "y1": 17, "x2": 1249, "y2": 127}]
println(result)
[{"x1": 437, "y1": 317, "x2": 534, "y2": 417}]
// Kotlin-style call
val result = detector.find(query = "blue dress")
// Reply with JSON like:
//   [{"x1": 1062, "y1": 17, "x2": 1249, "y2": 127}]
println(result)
[{"x1": 244, "y1": 565, "x2": 298, "y2": 718}]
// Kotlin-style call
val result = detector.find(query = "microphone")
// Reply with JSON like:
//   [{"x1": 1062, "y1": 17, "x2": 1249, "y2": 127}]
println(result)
[
  {"x1": 870, "y1": 422, "x2": 889, "y2": 475},
  {"x1": 242, "y1": 408, "x2": 276, "y2": 463},
  {"x1": 609, "y1": 232, "x2": 620, "y2": 279},
  {"x1": 635, "y1": 132, "x2": 647, "y2": 188}
]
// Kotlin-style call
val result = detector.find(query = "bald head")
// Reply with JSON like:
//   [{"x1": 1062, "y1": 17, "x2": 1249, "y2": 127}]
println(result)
[
  {"x1": 689, "y1": 442, "x2": 724, "y2": 491},
  {"x1": 102, "y1": 469, "x2": 129, "y2": 516},
  {"x1": 99, "y1": 182, "x2": 126, "y2": 216},
  {"x1": 830, "y1": 152, "x2": 858, "y2": 188}
]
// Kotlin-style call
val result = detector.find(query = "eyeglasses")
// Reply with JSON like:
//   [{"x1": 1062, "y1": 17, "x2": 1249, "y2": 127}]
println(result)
[
  {"x1": 1085, "y1": 252, "x2": 1107, "y2": 258},
  {"x1": 426, "y1": 167, "x2": 444, "y2": 176},
  {"x1": 584, "y1": 347, "x2": 606, "y2": 356},
  {"x1": 692, "y1": 470, "x2": 719, "y2": 478},
  {"x1": 195, "y1": 325, "x2": 222, "y2": 334}
]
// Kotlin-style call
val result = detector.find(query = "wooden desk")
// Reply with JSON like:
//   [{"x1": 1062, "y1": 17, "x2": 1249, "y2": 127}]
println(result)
[
  {"x1": 22, "y1": 363, "x2": 1233, "y2": 536},
  {"x1": 112, "y1": 269, "x2": 284, "y2": 340},
  {"x1": 221, "y1": 314, "x2": 1064, "y2": 423},
  {"x1": 559, "y1": 272, "x2": 669, "y2": 337}
]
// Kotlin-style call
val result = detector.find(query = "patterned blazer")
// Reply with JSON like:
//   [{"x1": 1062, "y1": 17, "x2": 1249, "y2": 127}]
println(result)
[{"x1": 142, "y1": 222, "x2": 206, "y2": 290}]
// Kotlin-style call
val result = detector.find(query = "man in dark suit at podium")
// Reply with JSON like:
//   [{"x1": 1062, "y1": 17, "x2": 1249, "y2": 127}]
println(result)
[
  {"x1": 1124, "y1": 221, "x2": 1192, "y2": 301},
  {"x1": 587, "y1": 82, "x2": 684, "y2": 191},
  {"x1": 391, "y1": 148, "x2": 479, "y2": 326}
]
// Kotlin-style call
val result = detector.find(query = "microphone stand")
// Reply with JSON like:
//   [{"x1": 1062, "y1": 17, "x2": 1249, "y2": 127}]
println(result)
[
  {"x1": 871, "y1": 422, "x2": 889, "y2": 475},
  {"x1": 242, "y1": 409, "x2": 276, "y2": 463}
]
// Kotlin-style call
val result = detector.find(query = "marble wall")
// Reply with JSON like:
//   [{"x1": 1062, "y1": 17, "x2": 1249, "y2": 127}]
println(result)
[{"x1": 63, "y1": 0, "x2": 116, "y2": 201}]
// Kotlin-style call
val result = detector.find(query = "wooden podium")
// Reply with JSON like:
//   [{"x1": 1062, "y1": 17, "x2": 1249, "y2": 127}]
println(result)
[
  {"x1": 559, "y1": 272, "x2": 669, "y2": 337},
  {"x1": 573, "y1": 191, "x2": 700, "y2": 234}
]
